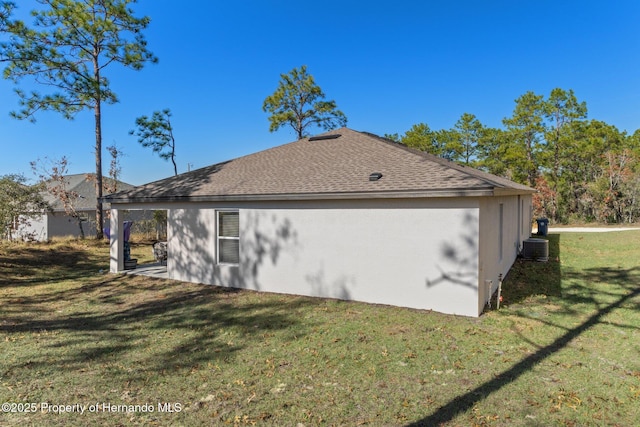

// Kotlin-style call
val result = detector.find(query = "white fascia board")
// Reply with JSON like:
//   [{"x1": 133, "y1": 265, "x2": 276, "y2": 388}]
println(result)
[{"x1": 103, "y1": 188, "x2": 497, "y2": 205}]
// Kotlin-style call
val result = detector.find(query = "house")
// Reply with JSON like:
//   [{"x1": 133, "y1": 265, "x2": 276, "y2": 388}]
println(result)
[
  {"x1": 17, "y1": 174, "x2": 148, "y2": 241},
  {"x1": 103, "y1": 128, "x2": 535, "y2": 317}
]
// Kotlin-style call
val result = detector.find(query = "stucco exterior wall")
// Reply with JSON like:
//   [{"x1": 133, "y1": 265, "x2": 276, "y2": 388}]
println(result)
[
  {"x1": 50, "y1": 212, "x2": 95, "y2": 238},
  {"x1": 15, "y1": 211, "x2": 94, "y2": 241},
  {"x1": 477, "y1": 194, "x2": 532, "y2": 313},
  {"x1": 167, "y1": 208, "x2": 218, "y2": 284},
  {"x1": 166, "y1": 199, "x2": 482, "y2": 316},
  {"x1": 15, "y1": 213, "x2": 48, "y2": 241}
]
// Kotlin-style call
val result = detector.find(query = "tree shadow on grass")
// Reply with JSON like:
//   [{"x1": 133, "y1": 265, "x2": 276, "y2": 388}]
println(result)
[
  {"x1": 1, "y1": 218, "x2": 315, "y2": 388},
  {"x1": 408, "y1": 233, "x2": 640, "y2": 426},
  {"x1": 409, "y1": 271, "x2": 639, "y2": 425},
  {"x1": 1, "y1": 243, "x2": 316, "y2": 378},
  {"x1": 0, "y1": 242, "x2": 107, "y2": 288}
]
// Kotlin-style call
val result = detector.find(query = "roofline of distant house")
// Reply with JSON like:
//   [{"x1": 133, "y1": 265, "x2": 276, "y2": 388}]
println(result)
[
  {"x1": 47, "y1": 205, "x2": 113, "y2": 213},
  {"x1": 101, "y1": 186, "x2": 534, "y2": 205}
]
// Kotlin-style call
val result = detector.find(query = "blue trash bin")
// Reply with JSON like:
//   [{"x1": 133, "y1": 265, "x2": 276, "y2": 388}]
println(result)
[{"x1": 536, "y1": 218, "x2": 549, "y2": 236}]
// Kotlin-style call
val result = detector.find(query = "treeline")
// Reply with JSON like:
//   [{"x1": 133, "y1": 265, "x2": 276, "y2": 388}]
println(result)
[{"x1": 387, "y1": 88, "x2": 640, "y2": 224}]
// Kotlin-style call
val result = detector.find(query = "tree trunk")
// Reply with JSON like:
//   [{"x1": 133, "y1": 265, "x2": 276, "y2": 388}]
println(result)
[
  {"x1": 77, "y1": 217, "x2": 85, "y2": 239},
  {"x1": 94, "y1": 52, "x2": 104, "y2": 239},
  {"x1": 95, "y1": 101, "x2": 103, "y2": 239},
  {"x1": 170, "y1": 133, "x2": 178, "y2": 176}
]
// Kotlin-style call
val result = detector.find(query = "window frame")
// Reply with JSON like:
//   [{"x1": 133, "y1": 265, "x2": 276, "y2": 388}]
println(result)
[{"x1": 216, "y1": 210, "x2": 240, "y2": 266}]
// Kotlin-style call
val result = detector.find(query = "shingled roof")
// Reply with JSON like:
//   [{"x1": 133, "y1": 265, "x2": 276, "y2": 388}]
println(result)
[
  {"x1": 44, "y1": 174, "x2": 135, "y2": 210},
  {"x1": 103, "y1": 128, "x2": 534, "y2": 203}
]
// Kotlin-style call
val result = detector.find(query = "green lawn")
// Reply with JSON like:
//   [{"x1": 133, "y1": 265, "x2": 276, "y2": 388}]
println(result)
[{"x1": 1, "y1": 233, "x2": 639, "y2": 426}]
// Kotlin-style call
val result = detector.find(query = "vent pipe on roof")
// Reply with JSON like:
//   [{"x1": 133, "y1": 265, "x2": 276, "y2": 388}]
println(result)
[{"x1": 369, "y1": 172, "x2": 383, "y2": 181}]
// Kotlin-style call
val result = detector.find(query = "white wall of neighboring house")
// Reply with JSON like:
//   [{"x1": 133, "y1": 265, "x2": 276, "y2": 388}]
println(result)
[
  {"x1": 15, "y1": 211, "x2": 48, "y2": 241},
  {"x1": 16, "y1": 210, "x2": 95, "y2": 241},
  {"x1": 51, "y1": 211, "x2": 94, "y2": 237},
  {"x1": 17, "y1": 209, "x2": 155, "y2": 241}
]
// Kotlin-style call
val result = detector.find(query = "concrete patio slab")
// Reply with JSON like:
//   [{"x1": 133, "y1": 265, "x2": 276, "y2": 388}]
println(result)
[{"x1": 124, "y1": 262, "x2": 168, "y2": 279}]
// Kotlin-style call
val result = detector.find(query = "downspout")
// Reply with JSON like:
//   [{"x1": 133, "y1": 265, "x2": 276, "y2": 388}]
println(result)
[{"x1": 516, "y1": 194, "x2": 522, "y2": 253}]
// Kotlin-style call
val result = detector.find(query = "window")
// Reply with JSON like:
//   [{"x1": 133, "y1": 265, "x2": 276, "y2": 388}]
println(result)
[{"x1": 217, "y1": 211, "x2": 239, "y2": 265}]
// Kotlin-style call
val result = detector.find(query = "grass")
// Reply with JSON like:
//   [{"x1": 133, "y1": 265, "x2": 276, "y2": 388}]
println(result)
[{"x1": 1, "y1": 233, "x2": 639, "y2": 426}]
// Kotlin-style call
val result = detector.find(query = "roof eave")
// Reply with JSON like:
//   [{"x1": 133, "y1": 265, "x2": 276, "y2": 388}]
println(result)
[
  {"x1": 493, "y1": 187, "x2": 537, "y2": 196},
  {"x1": 103, "y1": 188, "x2": 500, "y2": 205}
]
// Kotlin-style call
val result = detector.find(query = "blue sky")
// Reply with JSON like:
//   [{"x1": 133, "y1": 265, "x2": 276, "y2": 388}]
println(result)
[{"x1": 1, "y1": 1, "x2": 639, "y2": 185}]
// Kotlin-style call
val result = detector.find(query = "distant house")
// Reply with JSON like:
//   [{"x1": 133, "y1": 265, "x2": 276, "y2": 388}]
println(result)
[
  {"x1": 103, "y1": 128, "x2": 535, "y2": 317},
  {"x1": 17, "y1": 174, "x2": 145, "y2": 241}
]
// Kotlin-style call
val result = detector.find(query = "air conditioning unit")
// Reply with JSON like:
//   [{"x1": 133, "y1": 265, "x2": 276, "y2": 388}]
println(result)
[{"x1": 522, "y1": 238, "x2": 549, "y2": 262}]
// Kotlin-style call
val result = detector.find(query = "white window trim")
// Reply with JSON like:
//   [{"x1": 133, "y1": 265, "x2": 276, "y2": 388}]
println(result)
[{"x1": 216, "y1": 210, "x2": 239, "y2": 266}]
